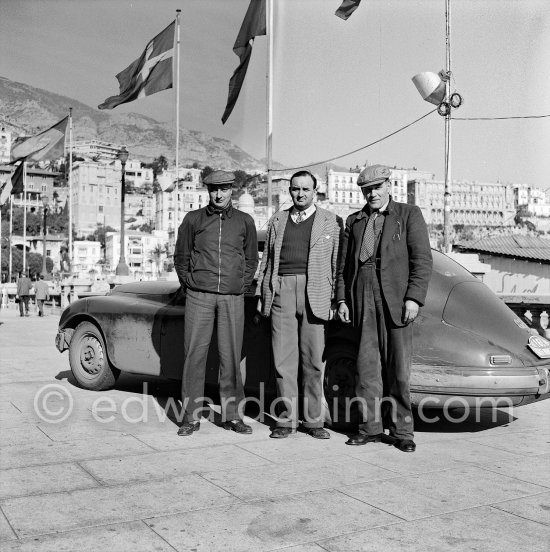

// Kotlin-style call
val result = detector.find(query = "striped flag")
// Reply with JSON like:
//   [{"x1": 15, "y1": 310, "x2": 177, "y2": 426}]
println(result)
[
  {"x1": 11, "y1": 117, "x2": 68, "y2": 163},
  {"x1": 0, "y1": 160, "x2": 25, "y2": 206},
  {"x1": 222, "y1": 0, "x2": 266, "y2": 124},
  {"x1": 335, "y1": 0, "x2": 363, "y2": 20},
  {"x1": 98, "y1": 20, "x2": 175, "y2": 110}
]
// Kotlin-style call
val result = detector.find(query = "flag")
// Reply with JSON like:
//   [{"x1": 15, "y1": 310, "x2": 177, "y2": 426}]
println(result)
[
  {"x1": 98, "y1": 20, "x2": 175, "y2": 110},
  {"x1": 0, "y1": 160, "x2": 25, "y2": 206},
  {"x1": 11, "y1": 117, "x2": 68, "y2": 163},
  {"x1": 222, "y1": 0, "x2": 266, "y2": 124},
  {"x1": 335, "y1": 0, "x2": 363, "y2": 20}
]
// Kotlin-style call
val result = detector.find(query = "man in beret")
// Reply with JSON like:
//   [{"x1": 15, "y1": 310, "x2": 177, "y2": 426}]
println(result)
[
  {"x1": 256, "y1": 171, "x2": 342, "y2": 439},
  {"x1": 174, "y1": 170, "x2": 258, "y2": 436},
  {"x1": 336, "y1": 164, "x2": 432, "y2": 452}
]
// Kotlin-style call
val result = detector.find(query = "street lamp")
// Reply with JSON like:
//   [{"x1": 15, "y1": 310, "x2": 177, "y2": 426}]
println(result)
[
  {"x1": 115, "y1": 146, "x2": 130, "y2": 276},
  {"x1": 41, "y1": 195, "x2": 49, "y2": 277}
]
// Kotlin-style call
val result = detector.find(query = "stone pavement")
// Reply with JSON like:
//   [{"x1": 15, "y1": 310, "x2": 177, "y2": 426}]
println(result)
[{"x1": 0, "y1": 303, "x2": 549, "y2": 551}]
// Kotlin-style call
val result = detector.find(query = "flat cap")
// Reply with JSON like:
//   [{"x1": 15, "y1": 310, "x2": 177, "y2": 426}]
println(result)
[
  {"x1": 357, "y1": 164, "x2": 391, "y2": 187},
  {"x1": 203, "y1": 170, "x2": 235, "y2": 186}
]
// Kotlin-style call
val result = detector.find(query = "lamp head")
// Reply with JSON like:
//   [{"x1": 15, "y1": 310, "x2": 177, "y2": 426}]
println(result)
[
  {"x1": 117, "y1": 146, "x2": 129, "y2": 165},
  {"x1": 41, "y1": 195, "x2": 49, "y2": 208},
  {"x1": 411, "y1": 70, "x2": 449, "y2": 106}
]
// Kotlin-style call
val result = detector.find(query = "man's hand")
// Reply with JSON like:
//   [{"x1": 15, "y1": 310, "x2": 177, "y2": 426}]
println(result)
[
  {"x1": 337, "y1": 302, "x2": 351, "y2": 323},
  {"x1": 256, "y1": 297, "x2": 263, "y2": 316},
  {"x1": 402, "y1": 299, "x2": 419, "y2": 325}
]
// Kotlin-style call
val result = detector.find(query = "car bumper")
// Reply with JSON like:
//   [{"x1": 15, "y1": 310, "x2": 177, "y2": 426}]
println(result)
[{"x1": 55, "y1": 328, "x2": 74, "y2": 353}]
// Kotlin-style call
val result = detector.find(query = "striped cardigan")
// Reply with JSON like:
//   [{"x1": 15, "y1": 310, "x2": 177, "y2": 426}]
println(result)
[{"x1": 256, "y1": 207, "x2": 342, "y2": 321}]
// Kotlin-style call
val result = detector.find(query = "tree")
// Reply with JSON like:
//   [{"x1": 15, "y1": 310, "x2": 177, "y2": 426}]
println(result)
[
  {"x1": 149, "y1": 244, "x2": 165, "y2": 276},
  {"x1": 201, "y1": 166, "x2": 214, "y2": 182},
  {"x1": 234, "y1": 170, "x2": 249, "y2": 191}
]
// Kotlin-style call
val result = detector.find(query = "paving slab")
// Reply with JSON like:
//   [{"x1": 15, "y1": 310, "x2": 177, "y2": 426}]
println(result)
[
  {"x1": 476, "y1": 452, "x2": 550, "y2": 488},
  {"x1": 2, "y1": 425, "x2": 52, "y2": 447},
  {"x1": 144, "y1": 489, "x2": 401, "y2": 551},
  {"x1": 338, "y1": 464, "x2": 547, "y2": 520},
  {"x1": 491, "y1": 491, "x2": 550, "y2": 526},
  {"x1": 0, "y1": 433, "x2": 154, "y2": 470},
  {"x1": 201, "y1": 454, "x2": 397, "y2": 501},
  {"x1": 80, "y1": 443, "x2": 272, "y2": 486},
  {"x1": 0, "y1": 509, "x2": 17, "y2": 541},
  {"x1": 1, "y1": 474, "x2": 239, "y2": 538},
  {"x1": 0, "y1": 463, "x2": 99, "y2": 500},
  {"x1": 317, "y1": 505, "x2": 550, "y2": 551},
  {"x1": 465, "y1": 428, "x2": 550, "y2": 456},
  {"x1": 0, "y1": 520, "x2": 175, "y2": 552}
]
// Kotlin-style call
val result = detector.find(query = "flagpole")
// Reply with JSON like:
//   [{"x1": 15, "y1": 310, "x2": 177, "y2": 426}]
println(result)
[
  {"x1": 266, "y1": 0, "x2": 273, "y2": 217},
  {"x1": 22, "y1": 161, "x2": 27, "y2": 274},
  {"x1": 443, "y1": 0, "x2": 452, "y2": 252},
  {"x1": 174, "y1": 10, "x2": 181, "y2": 234},
  {"x1": 68, "y1": 108, "x2": 73, "y2": 274},
  {"x1": 9, "y1": 198, "x2": 13, "y2": 282}
]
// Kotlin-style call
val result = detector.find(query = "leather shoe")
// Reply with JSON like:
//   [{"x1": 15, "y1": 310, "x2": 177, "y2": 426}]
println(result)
[
  {"x1": 222, "y1": 420, "x2": 253, "y2": 434},
  {"x1": 395, "y1": 439, "x2": 416, "y2": 452},
  {"x1": 345, "y1": 433, "x2": 385, "y2": 446},
  {"x1": 269, "y1": 427, "x2": 297, "y2": 439},
  {"x1": 177, "y1": 421, "x2": 200, "y2": 436},
  {"x1": 307, "y1": 427, "x2": 330, "y2": 440}
]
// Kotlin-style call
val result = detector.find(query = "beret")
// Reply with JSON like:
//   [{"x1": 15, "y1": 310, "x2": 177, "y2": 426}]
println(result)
[
  {"x1": 357, "y1": 164, "x2": 391, "y2": 187},
  {"x1": 203, "y1": 170, "x2": 235, "y2": 186}
]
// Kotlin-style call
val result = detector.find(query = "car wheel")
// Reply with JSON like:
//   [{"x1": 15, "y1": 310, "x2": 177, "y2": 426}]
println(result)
[{"x1": 69, "y1": 321, "x2": 120, "y2": 390}]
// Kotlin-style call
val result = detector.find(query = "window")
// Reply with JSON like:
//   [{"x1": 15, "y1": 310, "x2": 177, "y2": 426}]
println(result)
[
  {"x1": 98, "y1": 206, "x2": 103, "y2": 213},
  {"x1": 190, "y1": 204, "x2": 193, "y2": 209}
]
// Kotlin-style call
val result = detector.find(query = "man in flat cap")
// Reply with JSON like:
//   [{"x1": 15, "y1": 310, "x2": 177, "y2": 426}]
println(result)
[
  {"x1": 256, "y1": 170, "x2": 342, "y2": 439},
  {"x1": 174, "y1": 170, "x2": 258, "y2": 436},
  {"x1": 336, "y1": 164, "x2": 432, "y2": 452}
]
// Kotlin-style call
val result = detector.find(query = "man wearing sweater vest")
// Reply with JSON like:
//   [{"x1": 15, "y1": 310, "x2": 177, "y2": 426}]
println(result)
[{"x1": 256, "y1": 171, "x2": 342, "y2": 439}]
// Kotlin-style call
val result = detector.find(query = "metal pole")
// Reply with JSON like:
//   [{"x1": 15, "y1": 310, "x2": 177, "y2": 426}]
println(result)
[
  {"x1": 41, "y1": 204, "x2": 48, "y2": 277},
  {"x1": 266, "y1": 0, "x2": 273, "y2": 218},
  {"x1": 443, "y1": 0, "x2": 452, "y2": 252},
  {"x1": 174, "y1": 10, "x2": 181, "y2": 232},
  {"x1": 8, "y1": 199, "x2": 13, "y2": 282},
  {"x1": 22, "y1": 161, "x2": 27, "y2": 274},
  {"x1": 68, "y1": 108, "x2": 73, "y2": 274},
  {"x1": 116, "y1": 152, "x2": 129, "y2": 276}
]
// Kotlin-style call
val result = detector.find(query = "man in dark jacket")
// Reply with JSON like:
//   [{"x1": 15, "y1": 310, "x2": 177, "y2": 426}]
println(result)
[
  {"x1": 16, "y1": 271, "x2": 33, "y2": 317},
  {"x1": 336, "y1": 165, "x2": 432, "y2": 452},
  {"x1": 174, "y1": 170, "x2": 258, "y2": 436}
]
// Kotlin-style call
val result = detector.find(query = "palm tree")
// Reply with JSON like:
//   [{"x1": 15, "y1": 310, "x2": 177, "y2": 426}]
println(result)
[{"x1": 149, "y1": 244, "x2": 165, "y2": 278}]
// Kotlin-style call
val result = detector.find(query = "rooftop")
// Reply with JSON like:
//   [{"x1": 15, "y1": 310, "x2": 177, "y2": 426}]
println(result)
[{"x1": 457, "y1": 235, "x2": 550, "y2": 262}]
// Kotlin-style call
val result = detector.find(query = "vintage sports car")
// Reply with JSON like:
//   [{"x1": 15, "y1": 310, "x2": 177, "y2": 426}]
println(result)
[{"x1": 56, "y1": 250, "x2": 550, "y2": 421}]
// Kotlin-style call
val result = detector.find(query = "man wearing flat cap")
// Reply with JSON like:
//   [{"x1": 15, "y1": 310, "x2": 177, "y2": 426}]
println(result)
[
  {"x1": 336, "y1": 164, "x2": 432, "y2": 452},
  {"x1": 174, "y1": 170, "x2": 258, "y2": 436}
]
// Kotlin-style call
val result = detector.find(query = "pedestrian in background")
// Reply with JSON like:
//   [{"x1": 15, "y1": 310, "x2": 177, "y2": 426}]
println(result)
[
  {"x1": 256, "y1": 170, "x2": 342, "y2": 439},
  {"x1": 337, "y1": 164, "x2": 432, "y2": 452},
  {"x1": 34, "y1": 275, "x2": 50, "y2": 317},
  {"x1": 174, "y1": 170, "x2": 258, "y2": 437},
  {"x1": 16, "y1": 271, "x2": 33, "y2": 317}
]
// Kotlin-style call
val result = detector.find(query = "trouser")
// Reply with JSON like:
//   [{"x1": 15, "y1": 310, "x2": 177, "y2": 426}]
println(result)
[
  {"x1": 18, "y1": 295, "x2": 30, "y2": 316},
  {"x1": 354, "y1": 263, "x2": 414, "y2": 440},
  {"x1": 37, "y1": 299, "x2": 45, "y2": 316},
  {"x1": 181, "y1": 289, "x2": 245, "y2": 423},
  {"x1": 271, "y1": 274, "x2": 326, "y2": 429}
]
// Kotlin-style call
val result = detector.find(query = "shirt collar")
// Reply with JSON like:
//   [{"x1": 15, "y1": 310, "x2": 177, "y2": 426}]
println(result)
[
  {"x1": 359, "y1": 197, "x2": 392, "y2": 218},
  {"x1": 206, "y1": 202, "x2": 233, "y2": 217},
  {"x1": 291, "y1": 203, "x2": 316, "y2": 222}
]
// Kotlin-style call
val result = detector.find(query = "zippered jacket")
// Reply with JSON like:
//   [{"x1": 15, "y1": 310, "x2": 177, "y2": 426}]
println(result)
[{"x1": 174, "y1": 203, "x2": 258, "y2": 295}]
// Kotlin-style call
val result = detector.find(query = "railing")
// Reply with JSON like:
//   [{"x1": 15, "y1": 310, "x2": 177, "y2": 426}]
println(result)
[{"x1": 499, "y1": 294, "x2": 550, "y2": 339}]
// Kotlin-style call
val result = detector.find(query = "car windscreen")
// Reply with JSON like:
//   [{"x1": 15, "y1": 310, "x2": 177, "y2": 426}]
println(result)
[{"x1": 443, "y1": 281, "x2": 528, "y2": 351}]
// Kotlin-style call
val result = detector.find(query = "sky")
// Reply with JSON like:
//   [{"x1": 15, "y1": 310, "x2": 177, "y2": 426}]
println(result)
[{"x1": 0, "y1": 0, "x2": 549, "y2": 188}]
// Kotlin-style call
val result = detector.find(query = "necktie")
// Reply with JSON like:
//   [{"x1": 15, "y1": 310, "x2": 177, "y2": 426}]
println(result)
[
  {"x1": 295, "y1": 211, "x2": 304, "y2": 223},
  {"x1": 359, "y1": 212, "x2": 377, "y2": 262}
]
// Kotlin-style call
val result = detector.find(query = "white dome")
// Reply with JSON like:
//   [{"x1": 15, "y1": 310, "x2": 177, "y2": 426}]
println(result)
[{"x1": 238, "y1": 192, "x2": 255, "y2": 214}]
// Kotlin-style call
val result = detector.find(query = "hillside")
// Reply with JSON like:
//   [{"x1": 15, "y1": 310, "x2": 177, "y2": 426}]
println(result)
[{"x1": 0, "y1": 76, "x2": 267, "y2": 171}]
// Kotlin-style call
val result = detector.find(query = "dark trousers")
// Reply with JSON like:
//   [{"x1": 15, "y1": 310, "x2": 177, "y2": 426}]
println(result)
[
  {"x1": 181, "y1": 289, "x2": 246, "y2": 423},
  {"x1": 354, "y1": 263, "x2": 414, "y2": 439},
  {"x1": 271, "y1": 274, "x2": 325, "y2": 429},
  {"x1": 18, "y1": 295, "x2": 30, "y2": 316},
  {"x1": 37, "y1": 299, "x2": 46, "y2": 316}
]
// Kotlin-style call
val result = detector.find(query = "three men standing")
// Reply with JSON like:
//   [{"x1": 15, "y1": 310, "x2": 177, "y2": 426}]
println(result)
[
  {"x1": 174, "y1": 170, "x2": 258, "y2": 437},
  {"x1": 336, "y1": 165, "x2": 432, "y2": 452},
  {"x1": 257, "y1": 171, "x2": 341, "y2": 439}
]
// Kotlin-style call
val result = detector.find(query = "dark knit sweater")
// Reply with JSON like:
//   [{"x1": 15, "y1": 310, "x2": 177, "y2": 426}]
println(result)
[{"x1": 278, "y1": 213, "x2": 315, "y2": 275}]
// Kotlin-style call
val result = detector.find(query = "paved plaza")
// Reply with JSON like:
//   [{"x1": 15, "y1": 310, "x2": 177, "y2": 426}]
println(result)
[{"x1": 0, "y1": 303, "x2": 549, "y2": 551}]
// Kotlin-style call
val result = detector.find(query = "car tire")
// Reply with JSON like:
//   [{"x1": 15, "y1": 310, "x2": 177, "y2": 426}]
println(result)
[{"x1": 69, "y1": 321, "x2": 120, "y2": 390}]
